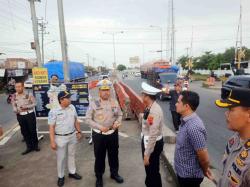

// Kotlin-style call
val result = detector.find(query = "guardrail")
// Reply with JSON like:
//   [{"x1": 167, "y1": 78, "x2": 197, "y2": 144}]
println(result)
[
  {"x1": 88, "y1": 80, "x2": 99, "y2": 89},
  {"x1": 119, "y1": 82, "x2": 145, "y2": 119},
  {"x1": 113, "y1": 82, "x2": 132, "y2": 119}
]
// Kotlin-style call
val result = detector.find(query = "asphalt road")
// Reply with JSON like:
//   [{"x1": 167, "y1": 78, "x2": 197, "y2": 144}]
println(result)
[{"x1": 120, "y1": 75, "x2": 233, "y2": 170}]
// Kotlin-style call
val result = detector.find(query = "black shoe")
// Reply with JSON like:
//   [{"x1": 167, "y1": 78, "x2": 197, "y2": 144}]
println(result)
[
  {"x1": 110, "y1": 174, "x2": 124, "y2": 183},
  {"x1": 21, "y1": 149, "x2": 33, "y2": 155},
  {"x1": 0, "y1": 165, "x2": 3, "y2": 169},
  {"x1": 96, "y1": 176, "x2": 103, "y2": 187},
  {"x1": 57, "y1": 177, "x2": 64, "y2": 187},
  {"x1": 68, "y1": 173, "x2": 82, "y2": 180}
]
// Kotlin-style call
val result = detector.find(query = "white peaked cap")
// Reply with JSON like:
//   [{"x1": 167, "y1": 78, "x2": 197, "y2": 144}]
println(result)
[{"x1": 141, "y1": 82, "x2": 161, "y2": 95}]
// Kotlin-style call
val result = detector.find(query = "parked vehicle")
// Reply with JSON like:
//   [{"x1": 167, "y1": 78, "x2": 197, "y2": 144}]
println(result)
[
  {"x1": 140, "y1": 60, "x2": 179, "y2": 100},
  {"x1": 221, "y1": 75, "x2": 250, "y2": 99}
]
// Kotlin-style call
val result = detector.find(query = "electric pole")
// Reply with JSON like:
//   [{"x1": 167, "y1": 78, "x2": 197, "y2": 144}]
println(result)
[
  {"x1": 28, "y1": 0, "x2": 42, "y2": 67},
  {"x1": 38, "y1": 18, "x2": 49, "y2": 65},
  {"x1": 57, "y1": 0, "x2": 69, "y2": 81}
]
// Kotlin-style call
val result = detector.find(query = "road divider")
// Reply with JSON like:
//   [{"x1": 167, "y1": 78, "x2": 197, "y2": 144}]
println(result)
[
  {"x1": 113, "y1": 82, "x2": 132, "y2": 119},
  {"x1": 119, "y1": 82, "x2": 145, "y2": 119}
]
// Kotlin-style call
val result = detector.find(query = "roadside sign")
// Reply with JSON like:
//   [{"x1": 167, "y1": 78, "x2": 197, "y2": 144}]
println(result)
[
  {"x1": 32, "y1": 67, "x2": 49, "y2": 85},
  {"x1": 33, "y1": 82, "x2": 89, "y2": 118},
  {"x1": 129, "y1": 56, "x2": 140, "y2": 64}
]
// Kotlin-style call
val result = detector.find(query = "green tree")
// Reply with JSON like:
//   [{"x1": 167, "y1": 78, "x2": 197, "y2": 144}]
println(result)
[
  {"x1": 177, "y1": 56, "x2": 189, "y2": 69},
  {"x1": 117, "y1": 64, "x2": 126, "y2": 71}
]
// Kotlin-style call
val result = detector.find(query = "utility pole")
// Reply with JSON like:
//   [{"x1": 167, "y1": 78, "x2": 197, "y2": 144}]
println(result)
[
  {"x1": 28, "y1": 0, "x2": 42, "y2": 67},
  {"x1": 166, "y1": 0, "x2": 171, "y2": 61},
  {"x1": 86, "y1": 53, "x2": 90, "y2": 72},
  {"x1": 57, "y1": 0, "x2": 69, "y2": 81},
  {"x1": 150, "y1": 25, "x2": 163, "y2": 60},
  {"x1": 103, "y1": 31, "x2": 124, "y2": 71},
  {"x1": 38, "y1": 18, "x2": 49, "y2": 65},
  {"x1": 169, "y1": 0, "x2": 176, "y2": 65}
]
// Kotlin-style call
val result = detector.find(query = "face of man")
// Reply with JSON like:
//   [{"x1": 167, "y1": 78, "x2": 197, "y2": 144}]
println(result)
[
  {"x1": 175, "y1": 85, "x2": 182, "y2": 92},
  {"x1": 176, "y1": 95, "x2": 188, "y2": 115},
  {"x1": 99, "y1": 89, "x2": 111, "y2": 100},
  {"x1": 225, "y1": 106, "x2": 250, "y2": 132},
  {"x1": 51, "y1": 76, "x2": 58, "y2": 84},
  {"x1": 60, "y1": 97, "x2": 71, "y2": 107},
  {"x1": 15, "y1": 83, "x2": 24, "y2": 94}
]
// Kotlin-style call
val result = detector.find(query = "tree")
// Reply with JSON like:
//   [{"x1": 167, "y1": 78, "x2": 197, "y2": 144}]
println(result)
[
  {"x1": 177, "y1": 56, "x2": 189, "y2": 69},
  {"x1": 117, "y1": 64, "x2": 126, "y2": 71}
]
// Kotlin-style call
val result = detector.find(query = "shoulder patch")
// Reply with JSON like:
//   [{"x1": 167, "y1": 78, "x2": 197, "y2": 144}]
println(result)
[{"x1": 147, "y1": 115, "x2": 154, "y2": 125}]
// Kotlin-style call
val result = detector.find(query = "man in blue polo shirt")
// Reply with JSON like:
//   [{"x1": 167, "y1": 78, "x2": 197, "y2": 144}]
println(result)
[{"x1": 174, "y1": 91, "x2": 213, "y2": 187}]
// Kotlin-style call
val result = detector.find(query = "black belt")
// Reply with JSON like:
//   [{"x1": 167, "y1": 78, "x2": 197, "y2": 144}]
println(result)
[{"x1": 55, "y1": 131, "x2": 75, "y2": 136}]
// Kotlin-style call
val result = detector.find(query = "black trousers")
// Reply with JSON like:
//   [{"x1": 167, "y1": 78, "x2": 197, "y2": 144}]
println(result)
[
  {"x1": 171, "y1": 111, "x2": 181, "y2": 131},
  {"x1": 16, "y1": 112, "x2": 38, "y2": 150},
  {"x1": 141, "y1": 137, "x2": 164, "y2": 187},
  {"x1": 177, "y1": 176, "x2": 203, "y2": 187},
  {"x1": 92, "y1": 130, "x2": 119, "y2": 177}
]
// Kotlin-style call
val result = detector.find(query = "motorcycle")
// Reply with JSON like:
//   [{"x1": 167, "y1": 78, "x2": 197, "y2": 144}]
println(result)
[{"x1": 6, "y1": 85, "x2": 15, "y2": 104}]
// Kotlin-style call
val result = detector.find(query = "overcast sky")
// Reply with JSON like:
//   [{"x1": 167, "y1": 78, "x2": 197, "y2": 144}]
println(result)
[{"x1": 0, "y1": 0, "x2": 249, "y2": 68}]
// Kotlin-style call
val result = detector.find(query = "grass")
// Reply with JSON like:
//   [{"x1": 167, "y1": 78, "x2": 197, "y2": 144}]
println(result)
[{"x1": 191, "y1": 74, "x2": 209, "y2": 81}]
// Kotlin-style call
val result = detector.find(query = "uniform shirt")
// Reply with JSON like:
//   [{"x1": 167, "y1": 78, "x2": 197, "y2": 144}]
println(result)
[
  {"x1": 169, "y1": 90, "x2": 180, "y2": 111},
  {"x1": 218, "y1": 133, "x2": 250, "y2": 187},
  {"x1": 85, "y1": 98, "x2": 122, "y2": 130},
  {"x1": 48, "y1": 104, "x2": 78, "y2": 134},
  {"x1": 174, "y1": 112, "x2": 207, "y2": 178},
  {"x1": 12, "y1": 91, "x2": 36, "y2": 113},
  {"x1": 142, "y1": 102, "x2": 164, "y2": 157}
]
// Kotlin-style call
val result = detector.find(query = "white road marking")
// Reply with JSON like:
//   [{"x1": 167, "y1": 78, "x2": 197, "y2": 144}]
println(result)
[
  {"x1": 0, "y1": 137, "x2": 11, "y2": 146},
  {"x1": 118, "y1": 132, "x2": 129, "y2": 138}
]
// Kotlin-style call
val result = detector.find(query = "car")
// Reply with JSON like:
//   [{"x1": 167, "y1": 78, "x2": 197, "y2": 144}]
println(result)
[
  {"x1": 98, "y1": 74, "x2": 109, "y2": 80},
  {"x1": 221, "y1": 75, "x2": 250, "y2": 99},
  {"x1": 134, "y1": 72, "x2": 141, "y2": 77},
  {"x1": 24, "y1": 78, "x2": 33, "y2": 88}
]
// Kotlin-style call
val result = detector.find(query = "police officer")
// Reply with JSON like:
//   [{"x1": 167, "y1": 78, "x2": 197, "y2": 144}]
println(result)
[
  {"x1": 86, "y1": 79, "x2": 124, "y2": 187},
  {"x1": 48, "y1": 91, "x2": 82, "y2": 187},
  {"x1": 141, "y1": 82, "x2": 164, "y2": 187},
  {"x1": 12, "y1": 81, "x2": 39, "y2": 155},
  {"x1": 215, "y1": 87, "x2": 250, "y2": 187}
]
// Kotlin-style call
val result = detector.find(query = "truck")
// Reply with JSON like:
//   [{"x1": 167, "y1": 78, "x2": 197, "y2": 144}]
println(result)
[
  {"x1": 140, "y1": 60, "x2": 179, "y2": 100},
  {"x1": 43, "y1": 60, "x2": 86, "y2": 82}
]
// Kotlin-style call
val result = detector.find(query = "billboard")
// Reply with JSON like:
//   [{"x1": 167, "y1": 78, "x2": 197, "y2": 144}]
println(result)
[{"x1": 129, "y1": 56, "x2": 140, "y2": 64}]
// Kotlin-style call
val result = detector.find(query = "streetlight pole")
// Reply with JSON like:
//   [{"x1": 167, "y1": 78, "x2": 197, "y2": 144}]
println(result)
[
  {"x1": 103, "y1": 31, "x2": 123, "y2": 71},
  {"x1": 150, "y1": 25, "x2": 163, "y2": 60}
]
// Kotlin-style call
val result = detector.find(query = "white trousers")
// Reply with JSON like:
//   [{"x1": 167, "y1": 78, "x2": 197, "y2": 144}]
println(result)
[{"x1": 55, "y1": 133, "x2": 77, "y2": 178}]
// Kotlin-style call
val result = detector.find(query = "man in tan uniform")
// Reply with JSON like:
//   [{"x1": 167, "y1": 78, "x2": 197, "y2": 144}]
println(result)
[
  {"x1": 12, "y1": 81, "x2": 39, "y2": 155},
  {"x1": 215, "y1": 87, "x2": 250, "y2": 187},
  {"x1": 141, "y1": 82, "x2": 164, "y2": 187},
  {"x1": 86, "y1": 79, "x2": 124, "y2": 187}
]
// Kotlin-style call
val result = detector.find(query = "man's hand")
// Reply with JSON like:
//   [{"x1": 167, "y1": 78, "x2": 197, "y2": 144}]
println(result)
[
  {"x1": 76, "y1": 132, "x2": 83, "y2": 140},
  {"x1": 50, "y1": 141, "x2": 57, "y2": 151},
  {"x1": 112, "y1": 121, "x2": 121, "y2": 130},
  {"x1": 205, "y1": 168, "x2": 214, "y2": 180},
  {"x1": 144, "y1": 155, "x2": 150, "y2": 166},
  {"x1": 99, "y1": 126, "x2": 109, "y2": 133}
]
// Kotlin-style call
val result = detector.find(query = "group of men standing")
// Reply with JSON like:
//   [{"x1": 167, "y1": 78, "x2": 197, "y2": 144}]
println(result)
[{"x1": 3, "y1": 75, "x2": 250, "y2": 187}]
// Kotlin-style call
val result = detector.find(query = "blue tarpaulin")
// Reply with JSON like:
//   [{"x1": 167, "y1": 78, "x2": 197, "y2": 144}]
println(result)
[{"x1": 43, "y1": 61, "x2": 85, "y2": 81}]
